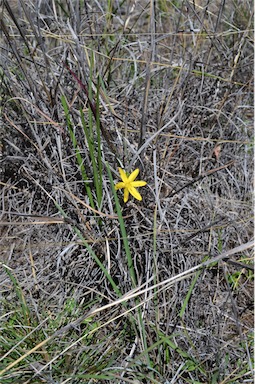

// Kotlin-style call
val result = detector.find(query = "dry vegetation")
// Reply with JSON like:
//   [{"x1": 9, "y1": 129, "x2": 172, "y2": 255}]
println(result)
[{"x1": 0, "y1": 0, "x2": 254, "y2": 383}]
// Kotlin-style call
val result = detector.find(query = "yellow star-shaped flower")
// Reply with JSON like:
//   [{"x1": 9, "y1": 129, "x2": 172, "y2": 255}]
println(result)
[{"x1": 115, "y1": 168, "x2": 147, "y2": 203}]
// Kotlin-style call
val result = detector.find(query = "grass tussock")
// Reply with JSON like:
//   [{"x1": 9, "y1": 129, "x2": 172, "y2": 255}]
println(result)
[{"x1": 0, "y1": 0, "x2": 254, "y2": 383}]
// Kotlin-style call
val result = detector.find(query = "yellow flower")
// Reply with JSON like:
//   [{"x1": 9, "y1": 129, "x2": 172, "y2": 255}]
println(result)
[{"x1": 115, "y1": 168, "x2": 147, "y2": 203}]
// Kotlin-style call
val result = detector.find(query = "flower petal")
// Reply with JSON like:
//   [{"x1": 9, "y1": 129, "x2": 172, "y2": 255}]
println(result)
[
  {"x1": 131, "y1": 180, "x2": 147, "y2": 187},
  {"x1": 128, "y1": 168, "x2": 139, "y2": 182},
  {"x1": 115, "y1": 182, "x2": 125, "y2": 190},
  {"x1": 128, "y1": 186, "x2": 142, "y2": 201},
  {"x1": 124, "y1": 188, "x2": 129, "y2": 203},
  {"x1": 118, "y1": 168, "x2": 128, "y2": 183}
]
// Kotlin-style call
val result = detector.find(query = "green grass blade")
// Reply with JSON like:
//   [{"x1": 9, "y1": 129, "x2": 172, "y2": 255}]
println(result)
[
  {"x1": 80, "y1": 107, "x2": 102, "y2": 208},
  {"x1": 106, "y1": 163, "x2": 136, "y2": 288},
  {"x1": 106, "y1": 163, "x2": 152, "y2": 365},
  {"x1": 3, "y1": 266, "x2": 30, "y2": 324},
  {"x1": 95, "y1": 77, "x2": 103, "y2": 206},
  {"x1": 54, "y1": 201, "x2": 121, "y2": 298},
  {"x1": 179, "y1": 255, "x2": 209, "y2": 319},
  {"x1": 61, "y1": 94, "x2": 95, "y2": 209},
  {"x1": 179, "y1": 270, "x2": 201, "y2": 319}
]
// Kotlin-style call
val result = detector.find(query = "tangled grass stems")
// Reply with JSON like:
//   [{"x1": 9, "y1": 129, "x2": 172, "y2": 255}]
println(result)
[{"x1": 0, "y1": 0, "x2": 253, "y2": 383}]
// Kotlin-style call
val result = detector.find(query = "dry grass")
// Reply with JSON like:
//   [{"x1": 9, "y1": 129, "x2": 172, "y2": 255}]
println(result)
[{"x1": 0, "y1": 1, "x2": 254, "y2": 383}]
